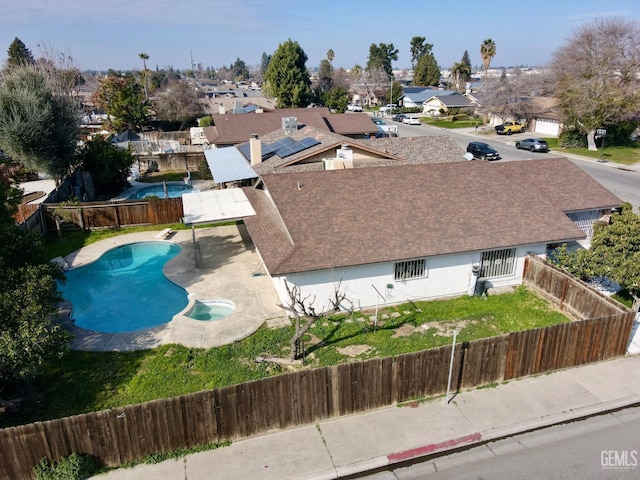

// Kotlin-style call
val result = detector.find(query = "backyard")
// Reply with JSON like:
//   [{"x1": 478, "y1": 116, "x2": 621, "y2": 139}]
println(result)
[{"x1": 0, "y1": 225, "x2": 573, "y2": 427}]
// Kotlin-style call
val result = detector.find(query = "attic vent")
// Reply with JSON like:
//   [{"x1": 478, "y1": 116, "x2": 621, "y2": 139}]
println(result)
[
  {"x1": 282, "y1": 117, "x2": 298, "y2": 135},
  {"x1": 336, "y1": 144, "x2": 353, "y2": 162}
]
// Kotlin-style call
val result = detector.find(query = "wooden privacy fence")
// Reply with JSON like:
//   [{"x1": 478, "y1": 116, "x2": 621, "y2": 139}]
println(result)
[
  {"x1": 16, "y1": 198, "x2": 184, "y2": 234},
  {"x1": 0, "y1": 257, "x2": 635, "y2": 479}
]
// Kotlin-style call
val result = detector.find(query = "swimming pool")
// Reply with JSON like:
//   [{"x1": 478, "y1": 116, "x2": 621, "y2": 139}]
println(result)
[
  {"x1": 60, "y1": 242, "x2": 189, "y2": 333},
  {"x1": 128, "y1": 183, "x2": 196, "y2": 199}
]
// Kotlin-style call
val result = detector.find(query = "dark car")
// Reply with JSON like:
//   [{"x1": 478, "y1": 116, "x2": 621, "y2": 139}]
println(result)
[
  {"x1": 467, "y1": 141, "x2": 501, "y2": 161},
  {"x1": 515, "y1": 138, "x2": 549, "y2": 152},
  {"x1": 392, "y1": 113, "x2": 407, "y2": 122}
]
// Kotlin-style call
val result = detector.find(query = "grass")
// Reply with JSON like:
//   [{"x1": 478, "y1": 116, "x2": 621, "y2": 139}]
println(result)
[
  {"x1": 138, "y1": 170, "x2": 207, "y2": 183},
  {"x1": 555, "y1": 143, "x2": 640, "y2": 166},
  {"x1": 421, "y1": 118, "x2": 480, "y2": 129},
  {"x1": 2, "y1": 286, "x2": 570, "y2": 427}
]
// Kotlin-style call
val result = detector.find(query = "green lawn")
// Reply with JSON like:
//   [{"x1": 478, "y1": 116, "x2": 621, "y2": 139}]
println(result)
[
  {"x1": 2, "y1": 286, "x2": 570, "y2": 427},
  {"x1": 555, "y1": 143, "x2": 640, "y2": 166},
  {"x1": 422, "y1": 118, "x2": 480, "y2": 129}
]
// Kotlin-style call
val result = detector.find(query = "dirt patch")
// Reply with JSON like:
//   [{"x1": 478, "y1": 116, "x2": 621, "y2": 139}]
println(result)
[{"x1": 336, "y1": 345, "x2": 371, "y2": 357}]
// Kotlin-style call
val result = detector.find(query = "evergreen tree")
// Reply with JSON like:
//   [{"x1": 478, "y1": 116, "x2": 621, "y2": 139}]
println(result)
[
  {"x1": 92, "y1": 74, "x2": 151, "y2": 132},
  {"x1": 366, "y1": 43, "x2": 398, "y2": 76},
  {"x1": 263, "y1": 39, "x2": 311, "y2": 108},
  {"x1": 414, "y1": 53, "x2": 441, "y2": 86},
  {"x1": 5, "y1": 37, "x2": 35, "y2": 68},
  {"x1": 0, "y1": 66, "x2": 79, "y2": 183}
]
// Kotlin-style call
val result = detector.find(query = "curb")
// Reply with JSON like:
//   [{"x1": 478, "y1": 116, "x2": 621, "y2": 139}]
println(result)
[{"x1": 333, "y1": 395, "x2": 640, "y2": 479}]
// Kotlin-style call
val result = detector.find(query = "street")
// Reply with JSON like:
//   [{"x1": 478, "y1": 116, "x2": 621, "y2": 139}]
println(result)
[{"x1": 355, "y1": 405, "x2": 640, "y2": 480}]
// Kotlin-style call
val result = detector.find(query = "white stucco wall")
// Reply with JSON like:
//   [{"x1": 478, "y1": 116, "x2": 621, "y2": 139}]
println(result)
[{"x1": 271, "y1": 244, "x2": 548, "y2": 314}]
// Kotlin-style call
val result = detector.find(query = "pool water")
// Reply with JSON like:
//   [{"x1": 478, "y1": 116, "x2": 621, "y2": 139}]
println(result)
[
  {"x1": 128, "y1": 183, "x2": 196, "y2": 199},
  {"x1": 60, "y1": 242, "x2": 189, "y2": 333},
  {"x1": 187, "y1": 300, "x2": 236, "y2": 321}
]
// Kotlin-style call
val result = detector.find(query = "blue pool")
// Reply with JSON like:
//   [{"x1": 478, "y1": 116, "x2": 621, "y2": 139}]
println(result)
[
  {"x1": 128, "y1": 183, "x2": 196, "y2": 199},
  {"x1": 60, "y1": 242, "x2": 189, "y2": 333}
]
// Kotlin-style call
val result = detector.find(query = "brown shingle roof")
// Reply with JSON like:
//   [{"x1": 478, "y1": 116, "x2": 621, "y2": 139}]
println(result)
[
  {"x1": 249, "y1": 126, "x2": 466, "y2": 175},
  {"x1": 202, "y1": 109, "x2": 378, "y2": 145},
  {"x1": 243, "y1": 158, "x2": 620, "y2": 275}
]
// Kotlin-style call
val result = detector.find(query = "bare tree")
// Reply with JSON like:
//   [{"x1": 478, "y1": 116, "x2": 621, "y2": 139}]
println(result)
[
  {"x1": 551, "y1": 18, "x2": 640, "y2": 150},
  {"x1": 281, "y1": 278, "x2": 350, "y2": 362}
]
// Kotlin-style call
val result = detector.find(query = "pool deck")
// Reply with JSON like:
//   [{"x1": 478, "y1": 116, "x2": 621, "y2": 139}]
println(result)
[{"x1": 58, "y1": 224, "x2": 289, "y2": 351}]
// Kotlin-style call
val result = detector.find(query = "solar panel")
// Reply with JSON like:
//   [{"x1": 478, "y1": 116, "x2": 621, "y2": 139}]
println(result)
[
  {"x1": 237, "y1": 141, "x2": 275, "y2": 161},
  {"x1": 267, "y1": 137, "x2": 320, "y2": 158}
]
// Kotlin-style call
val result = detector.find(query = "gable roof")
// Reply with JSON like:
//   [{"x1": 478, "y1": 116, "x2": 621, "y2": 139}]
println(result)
[
  {"x1": 243, "y1": 125, "x2": 466, "y2": 174},
  {"x1": 243, "y1": 158, "x2": 621, "y2": 275},
  {"x1": 401, "y1": 88, "x2": 456, "y2": 104},
  {"x1": 426, "y1": 92, "x2": 472, "y2": 107},
  {"x1": 202, "y1": 109, "x2": 378, "y2": 145}
]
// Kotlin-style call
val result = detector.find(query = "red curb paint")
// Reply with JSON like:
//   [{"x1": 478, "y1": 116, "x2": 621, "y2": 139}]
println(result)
[{"x1": 387, "y1": 432, "x2": 482, "y2": 463}]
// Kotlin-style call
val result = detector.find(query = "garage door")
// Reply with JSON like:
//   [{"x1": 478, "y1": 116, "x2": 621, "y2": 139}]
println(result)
[{"x1": 535, "y1": 119, "x2": 560, "y2": 136}]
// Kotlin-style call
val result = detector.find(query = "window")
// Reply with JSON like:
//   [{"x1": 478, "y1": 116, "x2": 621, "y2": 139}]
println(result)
[
  {"x1": 479, "y1": 248, "x2": 516, "y2": 278},
  {"x1": 394, "y1": 259, "x2": 427, "y2": 281}
]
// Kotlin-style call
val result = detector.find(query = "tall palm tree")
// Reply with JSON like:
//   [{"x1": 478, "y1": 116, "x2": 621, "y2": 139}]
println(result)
[
  {"x1": 480, "y1": 39, "x2": 496, "y2": 91},
  {"x1": 138, "y1": 52, "x2": 149, "y2": 100},
  {"x1": 326, "y1": 49, "x2": 335, "y2": 72}
]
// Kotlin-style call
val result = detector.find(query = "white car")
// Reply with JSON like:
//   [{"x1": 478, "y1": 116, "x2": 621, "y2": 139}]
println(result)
[
  {"x1": 403, "y1": 116, "x2": 421, "y2": 125},
  {"x1": 347, "y1": 103, "x2": 363, "y2": 112}
]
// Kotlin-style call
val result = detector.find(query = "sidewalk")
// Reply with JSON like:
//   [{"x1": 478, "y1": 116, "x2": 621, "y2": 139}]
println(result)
[{"x1": 92, "y1": 354, "x2": 640, "y2": 480}]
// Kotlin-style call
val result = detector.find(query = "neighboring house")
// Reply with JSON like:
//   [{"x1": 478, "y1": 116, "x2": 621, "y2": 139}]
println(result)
[
  {"x1": 202, "y1": 108, "x2": 379, "y2": 147},
  {"x1": 242, "y1": 158, "x2": 620, "y2": 312},
  {"x1": 526, "y1": 97, "x2": 563, "y2": 136},
  {"x1": 203, "y1": 125, "x2": 467, "y2": 185},
  {"x1": 422, "y1": 92, "x2": 473, "y2": 116},
  {"x1": 400, "y1": 87, "x2": 453, "y2": 109}
]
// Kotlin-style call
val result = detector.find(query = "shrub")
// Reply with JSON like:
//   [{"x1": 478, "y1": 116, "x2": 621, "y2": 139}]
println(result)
[
  {"x1": 198, "y1": 156, "x2": 213, "y2": 180},
  {"x1": 450, "y1": 114, "x2": 469, "y2": 121},
  {"x1": 559, "y1": 128, "x2": 587, "y2": 148},
  {"x1": 34, "y1": 453, "x2": 98, "y2": 480}
]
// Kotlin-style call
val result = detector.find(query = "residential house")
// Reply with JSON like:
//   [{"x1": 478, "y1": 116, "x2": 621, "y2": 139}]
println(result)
[
  {"x1": 203, "y1": 125, "x2": 467, "y2": 186},
  {"x1": 242, "y1": 158, "x2": 620, "y2": 312},
  {"x1": 202, "y1": 108, "x2": 379, "y2": 147},
  {"x1": 422, "y1": 92, "x2": 473, "y2": 116}
]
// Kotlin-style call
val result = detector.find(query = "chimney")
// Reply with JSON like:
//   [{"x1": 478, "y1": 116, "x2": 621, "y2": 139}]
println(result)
[
  {"x1": 218, "y1": 104, "x2": 225, "y2": 114},
  {"x1": 250, "y1": 134, "x2": 262, "y2": 166}
]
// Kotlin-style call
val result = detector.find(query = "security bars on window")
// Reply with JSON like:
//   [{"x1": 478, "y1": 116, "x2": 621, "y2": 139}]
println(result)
[
  {"x1": 394, "y1": 259, "x2": 427, "y2": 281},
  {"x1": 479, "y1": 248, "x2": 516, "y2": 278}
]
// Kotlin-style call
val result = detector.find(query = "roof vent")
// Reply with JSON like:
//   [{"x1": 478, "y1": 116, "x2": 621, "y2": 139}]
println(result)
[{"x1": 282, "y1": 117, "x2": 298, "y2": 135}]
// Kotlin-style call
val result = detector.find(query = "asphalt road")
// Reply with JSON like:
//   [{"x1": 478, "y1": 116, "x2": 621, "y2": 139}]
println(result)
[
  {"x1": 389, "y1": 119, "x2": 640, "y2": 211},
  {"x1": 355, "y1": 405, "x2": 640, "y2": 480}
]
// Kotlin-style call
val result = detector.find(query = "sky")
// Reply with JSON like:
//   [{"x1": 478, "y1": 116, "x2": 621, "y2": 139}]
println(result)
[{"x1": 1, "y1": 0, "x2": 639, "y2": 73}]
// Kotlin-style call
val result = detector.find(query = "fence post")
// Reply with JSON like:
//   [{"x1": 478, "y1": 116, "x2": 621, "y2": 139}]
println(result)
[{"x1": 445, "y1": 330, "x2": 458, "y2": 405}]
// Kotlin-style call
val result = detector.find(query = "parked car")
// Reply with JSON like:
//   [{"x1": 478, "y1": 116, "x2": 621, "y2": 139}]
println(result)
[
  {"x1": 495, "y1": 121, "x2": 525, "y2": 135},
  {"x1": 392, "y1": 113, "x2": 407, "y2": 122},
  {"x1": 372, "y1": 118, "x2": 386, "y2": 125},
  {"x1": 515, "y1": 138, "x2": 549, "y2": 152},
  {"x1": 347, "y1": 103, "x2": 363, "y2": 112},
  {"x1": 402, "y1": 116, "x2": 421, "y2": 125},
  {"x1": 466, "y1": 141, "x2": 501, "y2": 161}
]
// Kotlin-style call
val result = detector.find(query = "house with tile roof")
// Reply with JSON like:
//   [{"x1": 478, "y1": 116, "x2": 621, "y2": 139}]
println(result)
[{"x1": 242, "y1": 158, "x2": 621, "y2": 312}]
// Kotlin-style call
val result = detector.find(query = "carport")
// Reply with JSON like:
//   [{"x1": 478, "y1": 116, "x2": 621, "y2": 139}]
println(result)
[{"x1": 181, "y1": 189, "x2": 256, "y2": 268}]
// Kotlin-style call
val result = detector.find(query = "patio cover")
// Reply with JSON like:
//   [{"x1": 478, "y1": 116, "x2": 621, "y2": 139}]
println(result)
[
  {"x1": 204, "y1": 147, "x2": 258, "y2": 184},
  {"x1": 181, "y1": 189, "x2": 256, "y2": 225}
]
